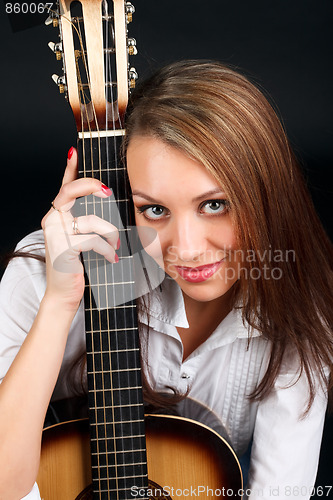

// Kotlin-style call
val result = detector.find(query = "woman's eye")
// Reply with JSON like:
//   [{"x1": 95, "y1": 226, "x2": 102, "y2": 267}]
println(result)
[
  {"x1": 200, "y1": 199, "x2": 229, "y2": 215},
  {"x1": 137, "y1": 205, "x2": 167, "y2": 220}
]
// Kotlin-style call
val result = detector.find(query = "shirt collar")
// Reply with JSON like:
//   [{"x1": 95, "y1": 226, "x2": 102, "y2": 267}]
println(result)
[
  {"x1": 138, "y1": 275, "x2": 261, "y2": 348},
  {"x1": 138, "y1": 275, "x2": 189, "y2": 329}
]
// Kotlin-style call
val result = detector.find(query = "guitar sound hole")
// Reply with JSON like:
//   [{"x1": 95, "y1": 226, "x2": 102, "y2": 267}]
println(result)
[
  {"x1": 75, "y1": 484, "x2": 93, "y2": 500},
  {"x1": 75, "y1": 481, "x2": 172, "y2": 500},
  {"x1": 148, "y1": 479, "x2": 172, "y2": 499}
]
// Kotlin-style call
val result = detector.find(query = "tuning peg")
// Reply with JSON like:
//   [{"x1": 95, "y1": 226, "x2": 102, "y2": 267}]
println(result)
[
  {"x1": 127, "y1": 38, "x2": 137, "y2": 56},
  {"x1": 52, "y1": 74, "x2": 67, "y2": 94},
  {"x1": 48, "y1": 41, "x2": 63, "y2": 60},
  {"x1": 125, "y1": 2, "x2": 135, "y2": 23},
  {"x1": 45, "y1": 13, "x2": 59, "y2": 28},
  {"x1": 129, "y1": 67, "x2": 138, "y2": 89}
]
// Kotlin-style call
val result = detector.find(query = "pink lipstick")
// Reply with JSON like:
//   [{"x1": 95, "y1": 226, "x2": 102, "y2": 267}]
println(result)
[{"x1": 175, "y1": 260, "x2": 223, "y2": 283}]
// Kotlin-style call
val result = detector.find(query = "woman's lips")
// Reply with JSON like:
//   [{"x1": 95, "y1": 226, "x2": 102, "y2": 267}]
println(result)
[{"x1": 174, "y1": 260, "x2": 223, "y2": 283}]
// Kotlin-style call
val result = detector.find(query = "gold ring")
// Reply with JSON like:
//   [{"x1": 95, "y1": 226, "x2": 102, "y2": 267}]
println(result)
[{"x1": 72, "y1": 217, "x2": 80, "y2": 235}]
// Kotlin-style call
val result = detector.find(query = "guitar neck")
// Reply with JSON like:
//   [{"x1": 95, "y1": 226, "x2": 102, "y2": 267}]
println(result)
[
  {"x1": 77, "y1": 135, "x2": 149, "y2": 498},
  {"x1": 53, "y1": 0, "x2": 144, "y2": 495}
]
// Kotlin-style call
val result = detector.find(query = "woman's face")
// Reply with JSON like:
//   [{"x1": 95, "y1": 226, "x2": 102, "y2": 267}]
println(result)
[{"x1": 127, "y1": 136, "x2": 241, "y2": 304}]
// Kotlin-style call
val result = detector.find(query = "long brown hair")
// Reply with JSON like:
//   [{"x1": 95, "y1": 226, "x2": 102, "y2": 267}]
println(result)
[{"x1": 124, "y1": 60, "x2": 333, "y2": 410}]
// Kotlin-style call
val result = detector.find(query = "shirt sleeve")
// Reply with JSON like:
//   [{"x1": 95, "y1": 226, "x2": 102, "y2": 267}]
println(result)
[
  {"x1": 20, "y1": 483, "x2": 41, "y2": 500},
  {"x1": 0, "y1": 231, "x2": 46, "y2": 383},
  {"x1": 247, "y1": 353, "x2": 328, "y2": 500}
]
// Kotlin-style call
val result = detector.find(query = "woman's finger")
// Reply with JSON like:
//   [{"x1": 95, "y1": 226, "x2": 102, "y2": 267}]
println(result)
[
  {"x1": 71, "y1": 215, "x2": 119, "y2": 250},
  {"x1": 61, "y1": 147, "x2": 78, "y2": 186},
  {"x1": 71, "y1": 234, "x2": 118, "y2": 263},
  {"x1": 52, "y1": 177, "x2": 112, "y2": 213},
  {"x1": 48, "y1": 233, "x2": 117, "y2": 269}
]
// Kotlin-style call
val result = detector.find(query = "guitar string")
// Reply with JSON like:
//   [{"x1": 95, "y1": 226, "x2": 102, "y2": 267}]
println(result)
[
  {"x1": 115, "y1": 16, "x2": 149, "y2": 493},
  {"x1": 105, "y1": 2, "x2": 128, "y2": 497},
  {"x1": 59, "y1": 9, "x2": 102, "y2": 494},
  {"x1": 105, "y1": 2, "x2": 146, "y2": 495},
  {"x1": 59, "y1": 6, "x2": 109, "y2": 496},
  {"x1": 73, "y1": 13, "x2": 101, "y2": 496},
  {"x1": 110, "y1": 4, "x2": 143, "y2": 494},
  {"x1": 76, "y1": 4, "x2": 117, "y2": 496},
  {"x1": 111, "y1": 4, "x2": 149, "y2": 495},
  {"x1": 102, "y1": 2, "x2": 116, "y2": 497},
  {"x1": 75, "y1": 10, "x2": 105, "y2": 496}
]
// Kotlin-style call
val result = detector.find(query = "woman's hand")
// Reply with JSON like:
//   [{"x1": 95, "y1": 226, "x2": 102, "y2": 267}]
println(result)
[{"x1": 41, "y1": 147, "x2": 119, "y2": 311}]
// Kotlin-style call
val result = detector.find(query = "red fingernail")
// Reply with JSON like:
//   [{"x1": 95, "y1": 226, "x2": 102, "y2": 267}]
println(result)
[
  {"x1": 117, "y1": 237, "x2": 121, "y2": 250},
  {"x1": 68, "y1": 146, "x2": 74, "y2": 159},
  {"x1": 115, "y1": 254, "x2": 119, "y2": 263},
  {"x1": 101, "y1": 184, "x2": 112, "y2": 196}
]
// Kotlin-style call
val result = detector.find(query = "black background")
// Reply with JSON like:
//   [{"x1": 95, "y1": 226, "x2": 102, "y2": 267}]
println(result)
[{"x1": 0, "y1": 0, "x2": 332, "y2": 494}]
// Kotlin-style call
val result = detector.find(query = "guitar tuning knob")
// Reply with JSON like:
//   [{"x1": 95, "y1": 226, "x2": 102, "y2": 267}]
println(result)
[
  {"x1": 52, "y1": 74, "x2": 67, "y2": 94},
  {"x1": 127, "y1": 38, "x2": 137, "y2": 56},
  {"x1": 48, "y1": 42, "x2": 63, "y2": 61},
  {"x1": 45, "y1": 13, "x2": 59, "y2": 28},
  {"x1": 129, "y1": 67, "x2": 138, "y2": 89},
  {"x1": 125, "y1": 2, "x2": 135, "y2": 23}
]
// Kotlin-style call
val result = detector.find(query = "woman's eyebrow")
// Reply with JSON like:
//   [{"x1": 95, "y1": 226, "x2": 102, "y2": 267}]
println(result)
[
  {"x1": 132, "y1": 188, "x2": 225, "y2": 203},
  {"x1": 131, "y1": 191, "x2": 159, "y2": 203},
  {"x1": 191, "y1": 188, "x2": 226, "y2": 202}
]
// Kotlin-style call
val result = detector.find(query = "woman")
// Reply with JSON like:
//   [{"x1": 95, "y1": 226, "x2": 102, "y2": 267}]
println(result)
[{"x1": 0, "y1": 61, "x2": 332, "y2": 499}]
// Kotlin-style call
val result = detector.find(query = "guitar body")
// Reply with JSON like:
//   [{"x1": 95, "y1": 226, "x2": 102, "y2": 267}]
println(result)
[{"x1": 37, "y1": 408, "x2": 242, "y2": 499}]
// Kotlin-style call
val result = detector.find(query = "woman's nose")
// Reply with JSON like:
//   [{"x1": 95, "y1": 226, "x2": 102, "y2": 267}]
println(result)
[{"x1": 169, "y1": 215, "x2": 207, "y2": 263}]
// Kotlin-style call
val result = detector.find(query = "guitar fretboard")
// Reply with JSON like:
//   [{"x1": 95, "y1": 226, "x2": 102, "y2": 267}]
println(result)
[{"x1": 78, "y1": 135, "x2": 149, "y2": 499}]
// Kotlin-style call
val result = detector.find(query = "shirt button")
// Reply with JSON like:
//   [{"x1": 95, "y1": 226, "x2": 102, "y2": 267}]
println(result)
[{"x1": 181, "y1": 372, "x2": 190, "y2": 379}]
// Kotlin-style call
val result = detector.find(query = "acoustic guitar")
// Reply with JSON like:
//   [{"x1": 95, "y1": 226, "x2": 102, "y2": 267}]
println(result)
[{"x1": 37, "y1": 1, "x2": 243, "y2": 498}]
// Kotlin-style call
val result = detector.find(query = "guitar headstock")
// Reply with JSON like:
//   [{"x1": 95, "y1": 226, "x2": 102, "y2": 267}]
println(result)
[{"x1": 46, "y1": 0, "x2": 137, "y2": 131}]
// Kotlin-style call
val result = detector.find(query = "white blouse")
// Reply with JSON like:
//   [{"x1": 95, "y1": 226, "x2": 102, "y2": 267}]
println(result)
[{"x1": 0, "y1": 231, "x2": 328, "y2": 499}]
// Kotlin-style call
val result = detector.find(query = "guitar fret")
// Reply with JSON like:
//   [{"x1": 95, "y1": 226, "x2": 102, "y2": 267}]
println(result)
[
  {"x1": 90, "y1": 402, "x2": 142, "y2": 408},
  {"x1": 89, "y1": 306, "x2": 135, "y2": 313},
  {"x1": 86, "y1": 254, "x2": 133, "y2": 258},
  {"x1": 84, "y1": 254, "x2": 133, "y2": 260},
  {"x1": 87, "y1": 280, "x2": 135, "y2": 286},
  {"x1": 87, "y1": 304, "x2": 136, "y2": 311},
  {"x1": 86, "y1": 307, "x2": 137, "y2": 312},
  {"x1": 87, "y1": 327, "x2": 137, "y2": 333},
  {"x1": 91, "y1": 434, "x2": 145, "y2": 442},
  {"x1": 90, "y1": 386, "x2": 142, "y2": 397},
  {"x1": 78, "y1": 167, "x2": 127, "y2": 173},
  {"x1": 85, "y1": 198, "x2": 130, "y2": 204},
  {"x1": 88, "y1": 368, "x2": 141, "y2": 374},
  {"x1": 96, "y1": 473, "x2": 148, "y2": 482},
  {"x1": 83, "y1": 255, "x2": 133, "y2": 266},
  {"x1": 93, "y1": 419, "x2": 144, "y2": 427},
  {"x1": 80, "y1": 228, "x2": 132, "y2": 236},
  {"x1": 87, "y1": 348, "x2": 139, "y2": 354},
  {"x1": 92, "y1": 448, "x2": 146, "y2": 458},
  {"x1": 91, "y1": 385, "x2": 142, "y2": 391},
  {"x1": 90, "y1": 401, "x2": 142, "y2": 410},
  {"x1": 92, "y1": 461, "x2": 147, "y2": 467}
]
